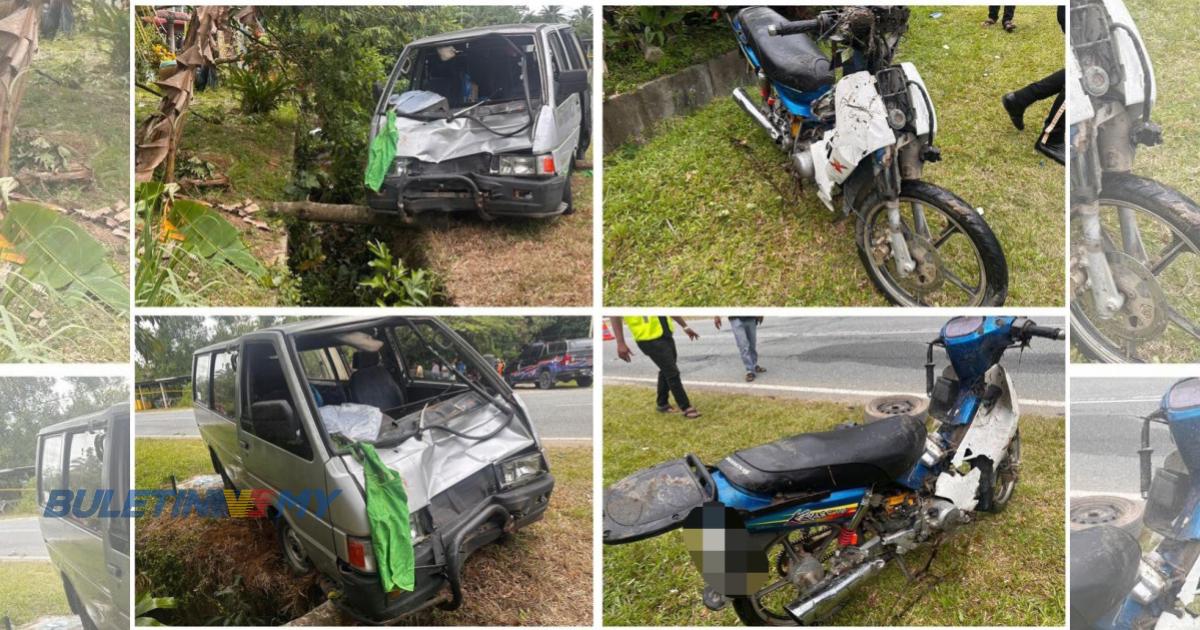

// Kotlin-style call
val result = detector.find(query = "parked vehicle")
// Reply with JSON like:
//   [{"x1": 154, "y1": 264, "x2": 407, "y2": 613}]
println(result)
[
  {"x1": 727, "y1": 6, "x2": 1008, "y2": 306},
  {"x1": 1069, "y1": 0, "x2": 1200, "y2": 362},
  {"x1": 367, "y1": 23, "x2": 590, "y2": 220},
  {"x1": 191, "y1": 317, "x2": 554, "y2": 623},
  {"x1": 36, "y1": 404, "x2": 130, "y2": 630},
  {"x1": 1070, "y1": 377, "x2": 1200, "y2": 628},
  {"x1": 603, "y1": 316, "x2": 1062, "y2": 625},
  {"x1": 0, "y1": 465, "x2": 34, "y2": 514},
  {"x1": 506, "y1": 338, "x2": 593, "y2": 389}
]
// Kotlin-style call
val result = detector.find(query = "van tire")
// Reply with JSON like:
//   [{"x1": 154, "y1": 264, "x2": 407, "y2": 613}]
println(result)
[
  {"x1": 209, "y1": 448, "x2": 236, "y2": 492},
  {"x1": 576, "y1": 376, "x2": 592, "y2": 387},
  {"x1": 561, "y1": 171, "x2": 575, "y2": 216},
  {"x1": 62, "y1": 576, "x2": 98, "y2": 630},
  {"x1": 277, "y1": 518, "x2": 314, "y2": 575},
  {"x1": 537, "y1": 370, "x2": 555, "y2": 389}
]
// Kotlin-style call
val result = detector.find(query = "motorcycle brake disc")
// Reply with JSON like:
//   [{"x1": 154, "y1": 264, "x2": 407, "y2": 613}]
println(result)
[
  {"x1": 894, "y1": 233, "x2": 946, "y2": 296},
  {"x1": 1080, "y1": 251, "x2": 1169, "y2": 343}
]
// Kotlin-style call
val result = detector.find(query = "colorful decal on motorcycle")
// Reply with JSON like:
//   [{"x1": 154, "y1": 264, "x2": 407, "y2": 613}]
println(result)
[{"x1": 785, "y1": 502, "x2": 860, "y2": 525}]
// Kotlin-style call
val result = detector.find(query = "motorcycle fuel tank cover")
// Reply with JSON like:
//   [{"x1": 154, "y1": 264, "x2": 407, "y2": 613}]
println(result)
[{"x1": 680, "y1": 503, "x2": 770, "y2": 597}]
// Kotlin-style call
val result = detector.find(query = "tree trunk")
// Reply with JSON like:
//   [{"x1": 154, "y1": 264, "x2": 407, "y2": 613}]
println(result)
[
  {"x1": 0, "y1": 0, "x2": 44, "y2": 179},
  {"x1": 267, "y1": 201, "x2": 407, "y2": 226}
]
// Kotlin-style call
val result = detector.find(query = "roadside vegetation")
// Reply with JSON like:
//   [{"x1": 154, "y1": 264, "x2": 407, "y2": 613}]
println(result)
[
  {"x1": 0, "y1": 562, "x2": 72, "y2": 625},
  {"x1": 604, "y1": 6, "x2": 1064, "y2": 306},
  {"x1": 602, "y1": 385, "x2": 1066, "y2": 626},
  {"x1": 603, "y1": 7, "x2": 734, "y2": 96},
  {"x1": 134, "y1": 5, "x2": 593, "y2": 307},
  {"x1": 134, "y1": 438, "x2": 592, "y2": 625}
]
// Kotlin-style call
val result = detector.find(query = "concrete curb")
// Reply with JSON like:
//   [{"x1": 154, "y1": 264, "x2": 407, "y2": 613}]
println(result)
[{"x1": 603, "y1": 50, "x2": 752, "y2": 154}]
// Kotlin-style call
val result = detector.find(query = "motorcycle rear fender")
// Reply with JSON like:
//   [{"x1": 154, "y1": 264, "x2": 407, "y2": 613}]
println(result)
[
  {"x1": 935, "y1": 365, "x2": 1019, "y2": 511},
  {"x1": 809, "y1": 70, "x2": 897, "y2": 209}
]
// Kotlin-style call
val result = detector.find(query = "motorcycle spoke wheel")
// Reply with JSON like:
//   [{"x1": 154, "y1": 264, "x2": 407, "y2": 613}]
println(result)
[
  {"x1": 864, "y1": 199, "x2": 987, "y2": 306},
  {"x1": 1071, "y1": 196, "x2": 1200, "y2": 362},
  {"x1": 736, "y1": 529, "x2": 839, "y2": 626}
]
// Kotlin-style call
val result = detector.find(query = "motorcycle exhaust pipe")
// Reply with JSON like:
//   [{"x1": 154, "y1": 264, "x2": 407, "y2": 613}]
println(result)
[
  {"x1": 785, "y1": 559, "x2": 886, "y2": 624},
  {"x1": 732, "y1": 87, "x2": 781, "y2": 144}
]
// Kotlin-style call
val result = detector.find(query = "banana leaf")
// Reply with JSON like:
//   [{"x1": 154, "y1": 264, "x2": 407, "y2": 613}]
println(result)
[
  {"x1": 168, "y1": 199, "x2": 267, "y2": 279},
  {"x1": 0, "y1": 202, "x2": 128, "y2": 313}
]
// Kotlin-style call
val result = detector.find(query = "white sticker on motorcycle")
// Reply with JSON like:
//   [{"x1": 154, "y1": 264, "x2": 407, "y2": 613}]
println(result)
[{"x1": 824, "y1": 71, "x2": 896, "y2": 186}]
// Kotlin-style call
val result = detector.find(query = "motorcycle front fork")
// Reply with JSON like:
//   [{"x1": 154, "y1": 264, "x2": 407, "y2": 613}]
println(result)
[
  {"x1": 1077, "y1": 202, "x2": 1126, "y2": 317},
  {"x1": 887, "y1": 199, "x2": 918, "y2": 275}
]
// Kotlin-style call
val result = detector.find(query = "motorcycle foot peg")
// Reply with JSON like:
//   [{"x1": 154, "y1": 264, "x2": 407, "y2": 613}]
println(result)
[{"x1": 702, "y1": 586, "x2": 727, "y2": 611}]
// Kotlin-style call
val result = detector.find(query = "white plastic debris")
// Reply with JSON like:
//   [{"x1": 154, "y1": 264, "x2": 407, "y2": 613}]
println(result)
[{"x1": 319, "y1": 403, "x2": 383, "y2": 442}]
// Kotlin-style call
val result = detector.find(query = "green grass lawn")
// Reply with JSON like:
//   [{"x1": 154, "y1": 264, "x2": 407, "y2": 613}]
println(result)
[
  {"x1": 604, "y1": 19, "x2": 735, "y2": 96},
  {"x1": 0, "y1": 561, "x2": 71, "y2": 625},
  {"x1": 603, "y1": 6, "x2": 1065, "y2": 306},
  {"x1": 135, "y1": 437, "x2": 214, "y2": 490},
  {"x1": 602, "y1": 385, "x2": 1066, "y2": 626},
  {"x1": 1070, "y1": 0, "x2": 1200, "y2": 362}
]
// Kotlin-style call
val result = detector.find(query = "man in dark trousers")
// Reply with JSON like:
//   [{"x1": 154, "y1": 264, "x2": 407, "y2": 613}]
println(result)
[
  {"x1": 1000, "y1": 5, "x2": 1066, "y2": 163},
  {"x1": 984, "y1": 6, "x2": 1016, "y2": 32},
  {"x1": 611, "y1": 316, "x2": 702, "y2": 418}
]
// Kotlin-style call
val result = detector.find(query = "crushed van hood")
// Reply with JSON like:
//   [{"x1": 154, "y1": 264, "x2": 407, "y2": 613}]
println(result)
[
  {"x1": 338, "y1": 393, "x2": 535, "y2": 513},
  {"x1": 387, "y1": 103, "x2": 557, "y2": 164}
]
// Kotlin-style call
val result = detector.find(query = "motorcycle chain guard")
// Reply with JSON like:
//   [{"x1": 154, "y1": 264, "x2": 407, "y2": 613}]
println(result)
[{"x1": 603, "y1": 454, "x2": 716, "y2": 544}]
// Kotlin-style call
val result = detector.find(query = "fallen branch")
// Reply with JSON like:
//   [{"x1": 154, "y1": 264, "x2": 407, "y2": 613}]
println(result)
[
  {"x1": 34, "y1": 68, "x2": 81, "y2": 89},
  {"x1": 178, "y1": 174, "x2": 230, "y2": 189},
  {"x1": 16, "y1": 166, "x2": 93, "y2": 187},
  {"x1": 266, "y1": 201, "x2": 408, "y2": 226}
]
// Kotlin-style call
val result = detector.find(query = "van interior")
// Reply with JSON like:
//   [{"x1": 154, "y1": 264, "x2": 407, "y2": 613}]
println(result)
[{"x1": 397, "y1": 35, "x2": 543, "y2": 110}]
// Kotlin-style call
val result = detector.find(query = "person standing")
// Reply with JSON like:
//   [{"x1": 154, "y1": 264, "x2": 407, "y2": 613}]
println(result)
[
  {"x1": 714, "y1": 316, "x2": 767, "y2": 381},
  {"x1": 1000, "y1": 6, "x2": 1066, "y2": 163},
  {"x1": 611, "y1": 316, "x2": 701, "y2": 418},
  {"x1": 984, "y1": 6, "x2": 1016, "y2": 32}
]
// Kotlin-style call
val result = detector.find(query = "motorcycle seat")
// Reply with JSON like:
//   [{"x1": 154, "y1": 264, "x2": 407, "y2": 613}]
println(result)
[
  {"x1": 736, "y1": 7, "x2": 835, "y2": 94},
  {"x1": 715, "y1": 414, "x2": 926, "y2": 495},
  {"x1": 1069, "y1": 525, "x2": 1140, "y2": 627}
]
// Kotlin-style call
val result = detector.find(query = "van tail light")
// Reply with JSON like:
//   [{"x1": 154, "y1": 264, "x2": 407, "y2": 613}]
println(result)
[{"x1": 347, "y1": 536, "x2": 377, "y2": 573}]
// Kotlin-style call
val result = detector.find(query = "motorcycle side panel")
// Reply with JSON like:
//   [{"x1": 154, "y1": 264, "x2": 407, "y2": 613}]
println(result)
[
  {"x1": 809, "y1": 71, "x2": 897, "y2": 209},
  {"x1": 898, "y1": 62, "x2": 936, "y2": 138},
  {"x1": 1102, "y1": 0, "x2": 1156, "y2": 108},
  {"x1": 950, "y1": 366, "x2": 1020, "y2": 468},
  {"x1": 934, "y1": 467, "x2": 982, "y2": 512}
]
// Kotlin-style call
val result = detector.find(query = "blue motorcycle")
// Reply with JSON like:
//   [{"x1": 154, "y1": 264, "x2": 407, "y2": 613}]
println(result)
[
  {"x1": 1071, "y1": 377, "x2": 1200, "y2": 629},
  {"x1": 603, "y1": 316, "x2": 1063, "y2": 625}
]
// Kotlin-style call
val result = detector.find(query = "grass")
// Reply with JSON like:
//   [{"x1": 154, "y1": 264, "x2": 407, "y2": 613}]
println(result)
[
  {"x1": 134, "y1": 438, "x2": 593, "y2": 625},
  {"x1": 604, "y1": 20, "x2": 735, "y2": 96},
  {"x1": 603, "y1": 6, "x2": 1065, "y2": 306},
  {"x1": 1069, "y1": 0, "x2": 1200, "y2": 363},
  {"x1": 0, "y1": 31, "x2": 129, "y2": 363},
  {"x1": 0, "y1": 561, "x2": 72, "y2": 626},
  {"x1": 602, "y1": 385, "x2": 1066, "y2": 626}
]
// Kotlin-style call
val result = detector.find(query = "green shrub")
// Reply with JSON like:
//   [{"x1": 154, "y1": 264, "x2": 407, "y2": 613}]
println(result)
[
  {"x1": 225, "y1": 67, "x2": 291, "y2": 116},
  {"x1": 357, "y1": 240, "x2": 443, "y2": 306}
]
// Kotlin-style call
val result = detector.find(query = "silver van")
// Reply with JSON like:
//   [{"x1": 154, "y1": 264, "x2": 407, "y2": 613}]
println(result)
[
  {"x1": 35, "y1": 404, "x2": 131, "y2": 630},
  {"x1": 191, "y1": 316, "x2": 554, "y2": 622},
  {"x1": 366, "y1": 23, "x2": 591, "y2": 220}
]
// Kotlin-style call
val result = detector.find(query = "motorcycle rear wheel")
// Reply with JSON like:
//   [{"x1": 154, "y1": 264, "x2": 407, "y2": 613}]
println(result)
[
  {"x1": 1070, "y1": 174, "x2": 1200, "y2": 363},
  {"x1": 855, "y1": 180, "x2": 1008, "y2": 307},
  {"x1": 730, "y1": 529, "x2": 839, "y2": 626}
]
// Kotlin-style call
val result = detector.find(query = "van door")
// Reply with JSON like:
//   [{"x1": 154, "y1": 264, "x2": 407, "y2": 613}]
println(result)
[
  {"x1": 196, "y1": 346, "x2": 247, "y2": 486},
  {"x1": 543, "y1": 27, "x2": 582, "y2": 172},
  {"x1": 104, "y1": 406, "x2": 131, "y2": 630},
  {"x1": 235, "y1": 332, "x2": 338, "y2": 575},
  {"x1": 59, "y1": 422, "x2": 113, "y2": 628}
]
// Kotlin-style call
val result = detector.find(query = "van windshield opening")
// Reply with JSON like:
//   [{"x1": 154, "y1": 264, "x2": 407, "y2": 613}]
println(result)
[{"x1": 293, "y1": 320, "x2": 516, "y2": 449}]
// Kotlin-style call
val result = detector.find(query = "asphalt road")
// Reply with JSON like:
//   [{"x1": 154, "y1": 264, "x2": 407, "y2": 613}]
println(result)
[
  {"x1": 1071, "y1": 376, "x2": 1178, "y2": 496},
  {"x1": 604, "y1": 316, "x2": 1066, "y2": 414},
  {"x1": 0, "y1": 516, "x2": 48, "y2": 560},
  {"x1": 135, "y1": 387, "x2": 593, "y2": 440}
]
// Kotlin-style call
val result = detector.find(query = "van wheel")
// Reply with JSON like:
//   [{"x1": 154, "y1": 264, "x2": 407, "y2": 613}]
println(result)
[
  {"x1": 277, "y1": 519, "x2": 313, "y2": 575},
  {"x1": 209, "y1": 448, "x2": 236, "y2": 491},
  {"x1": 576, "y1": 376, "x2": 592, "y2": 387},
  {"x1": 62, "y1": 577, "x2": 98, "y2": 630},
  {"x1": 537, "y1": 370, "x2": 555, "y2": 389},
  {"x1": 561, "y1": 169, "x2": 575, "y2": 215}
]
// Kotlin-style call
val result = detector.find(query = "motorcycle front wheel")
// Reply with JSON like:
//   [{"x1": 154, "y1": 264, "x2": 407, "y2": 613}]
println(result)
[
  {"x1": 855, "y1": 180, "x2": 1008, "y2": 307},
  {"x1": 1071, "y1": 174, "x2": 1200, "y2": 363}
]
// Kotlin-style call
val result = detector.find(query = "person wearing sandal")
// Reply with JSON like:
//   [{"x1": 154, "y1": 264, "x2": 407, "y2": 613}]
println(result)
[
  {"x1": 714, "y1": 316, "x2": 767, "y2": 382},
  {"x1": 984, "y1": 6, "x2": 1016, "y2": 32},
  {"x1": 612, "y1": 316, "x2": 702, "y2": 419}
]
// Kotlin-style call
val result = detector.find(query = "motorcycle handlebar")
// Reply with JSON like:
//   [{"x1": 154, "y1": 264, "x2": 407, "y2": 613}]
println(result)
[
  {"x1": 768, "y1": 18, "x2": 821, "y2": 37},
  {"x1": 1012, "y1": 318, "x2": 1065, "y2": 342}
]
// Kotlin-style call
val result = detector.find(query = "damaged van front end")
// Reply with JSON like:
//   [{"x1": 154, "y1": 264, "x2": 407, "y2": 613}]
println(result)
[{"x1": 366, "y1": 25, "x2": 589, "y2": 221}]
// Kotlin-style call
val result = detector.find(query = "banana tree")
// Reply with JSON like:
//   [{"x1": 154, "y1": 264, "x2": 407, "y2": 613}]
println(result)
[{"x1": 0, "y1": 0, "x2": 44, "y2": 178}]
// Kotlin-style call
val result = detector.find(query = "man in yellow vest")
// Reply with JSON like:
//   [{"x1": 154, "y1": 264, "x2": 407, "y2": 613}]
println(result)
[{"x1": 610, "y1": 316, "x2": 701, "y2": 418}]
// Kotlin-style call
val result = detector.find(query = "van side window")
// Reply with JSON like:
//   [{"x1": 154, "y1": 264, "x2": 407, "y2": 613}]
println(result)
[
  {"x1": 66, "y1": 428, "x2": 105, "y2": 532},
  {"x1": 38, "y1": 433, "x2": 64, "y2": 505},
  {"x1": 194, "y1": 353, "x2": 212, "y2": 405},
  {"x1": 212, "y1": 350, "x2": 237, "y2": 418},
  {"x1": 558, "y1": 29, "x2": 583, "y2": 70},
  {"x1": 243, "y1": 342, "x2": 312, "y2": 460}
]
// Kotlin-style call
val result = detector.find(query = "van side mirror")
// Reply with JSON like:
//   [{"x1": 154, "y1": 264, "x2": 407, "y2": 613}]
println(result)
[
  {"x1": 556, "y1": 68, "x2": 589, "y2": 96},
  {"x1": 251, "y1": 400, "x2": 300, "y2": 445},
  {"x1": 373, "y1": 81, "x2": 384, "y2": 103}
]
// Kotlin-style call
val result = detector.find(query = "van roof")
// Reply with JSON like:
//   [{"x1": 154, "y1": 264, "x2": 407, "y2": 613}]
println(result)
[
  {"x1": 192, "y1": 316, "x2": 439, "y2": 354},
  {"x1": 38, "y1": 404, "x2": 124, "y2": 436},
  {"x1": 407, "y1": 22, "x2": 566, "y2": 47}
]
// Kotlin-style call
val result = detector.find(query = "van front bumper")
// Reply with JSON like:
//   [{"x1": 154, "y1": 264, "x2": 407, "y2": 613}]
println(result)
[
  {"x1": 367, "y1": 171, "x2": 569, "y2": 219},
  {"x1": 331, "y1": 471, "x2": 555, "y2": 623}
]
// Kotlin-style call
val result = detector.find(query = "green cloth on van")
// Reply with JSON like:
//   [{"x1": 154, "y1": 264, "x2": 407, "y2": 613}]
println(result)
[
  {"x1": 364, "y1": 110, "x2": 398, "y2": 192},
  {"x1": 353, "y1": 442, "x2": 415, "y2": 593}
]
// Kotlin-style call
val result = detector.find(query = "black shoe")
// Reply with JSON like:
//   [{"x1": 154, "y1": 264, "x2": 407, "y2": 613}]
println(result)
[
  {"x1": 1002, "y1": 92, "x2": 1025, "y2": 131},
  {"x1": 1035, "y1": 138, "x2": 1064, "y2": 165}
]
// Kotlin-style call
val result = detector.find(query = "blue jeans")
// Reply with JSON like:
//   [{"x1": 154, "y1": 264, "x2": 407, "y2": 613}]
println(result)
[{"x1": 730, "y1": 318, "x2": 759, "y2": 373}]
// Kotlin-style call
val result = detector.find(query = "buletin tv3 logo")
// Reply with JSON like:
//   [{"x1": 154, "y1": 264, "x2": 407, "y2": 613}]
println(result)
[{"x1": 42, "y1": 488, "x2": 342, "y2": 519}]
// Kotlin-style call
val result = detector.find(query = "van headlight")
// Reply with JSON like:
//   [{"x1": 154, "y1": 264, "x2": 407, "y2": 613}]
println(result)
[
  {"x1": 491, "y1": 154, "x2": 555, "y2": 176},
  {"x1": 499, "y1": 452, "x2": 544, "y2": 488}
]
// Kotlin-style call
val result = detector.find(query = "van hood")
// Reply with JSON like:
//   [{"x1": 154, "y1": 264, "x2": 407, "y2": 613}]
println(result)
[
  {"x1": 389, "y1": 103, "x2": 555, "y2": 164},
  {"x1": 337, "y1": 393, "x2": 536, "y2": 513}
]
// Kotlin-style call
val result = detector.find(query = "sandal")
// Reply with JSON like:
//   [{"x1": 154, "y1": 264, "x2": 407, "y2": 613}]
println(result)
[
  {"x1": 982, "y1": 18, "x2": 997, "y2": 27},
  {"x1": 1003, "y1": 20, "x2": 1016, "y2": 32},
  {"x1": 656, "y1": 405, "x2": 678, "y2": 413},
  {"x1": 755, "y1": 366, "x2": 767, "y2": 373},
  {"x1": 745, "y1": 372, "x2": 756, "y2": 382},
  {"x1": 682, "y1": 407, "x2": 702, "y2": 419}
]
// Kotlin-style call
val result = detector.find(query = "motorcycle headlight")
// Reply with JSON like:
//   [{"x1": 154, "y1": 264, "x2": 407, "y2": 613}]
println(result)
[{"x1": 499, "y1": 452, "x2": 544, "y2": 489}]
